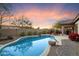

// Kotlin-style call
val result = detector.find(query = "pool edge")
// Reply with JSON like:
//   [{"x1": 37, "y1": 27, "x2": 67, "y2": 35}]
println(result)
[
  {"x1": 40, "y1": 45, "x2": 51, "y2": 56},
  {"x1": 0, "y1": 35, "x2": 39, "y2": 50},
  {"x1": 0, "y1": 35, "x2": 51, "y2": 56}
]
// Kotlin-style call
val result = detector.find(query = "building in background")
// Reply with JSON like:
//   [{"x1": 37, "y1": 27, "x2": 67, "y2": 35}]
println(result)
[{"x1": 59, "y1": 14, "x2": 79, "y2": 35}]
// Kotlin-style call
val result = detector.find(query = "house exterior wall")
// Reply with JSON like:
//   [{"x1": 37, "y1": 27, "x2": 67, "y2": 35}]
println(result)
[
  {"x1": 61, "y1": 24, "x2": 75, "y2": 35},
  {"x1": 75, "y1": 20, "x2": 79, "y2": 34}
]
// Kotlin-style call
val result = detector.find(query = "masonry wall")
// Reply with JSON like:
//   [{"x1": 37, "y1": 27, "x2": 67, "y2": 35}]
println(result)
[
  {"x1": 0, "y1": 29, "x2": 38, "y2": 37},
  {"x1": 1, "y1": 29, "x2": 18, "y2": 36}
]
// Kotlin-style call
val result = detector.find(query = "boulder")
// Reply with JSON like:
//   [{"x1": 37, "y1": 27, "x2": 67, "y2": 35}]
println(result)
[{"x1": 48, "y1": 41, "x2": 56, "y2": 46}]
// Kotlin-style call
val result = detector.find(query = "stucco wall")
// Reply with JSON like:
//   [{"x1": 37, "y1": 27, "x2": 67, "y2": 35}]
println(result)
[
  {"x1": 75, "y1": 20, "x2": 79, "y2": 34},
  {"x1": 1, "y1": 29, "x2": 18, "y2": 36},
  {"x1": 0, "y1": 29, "x2": 39, "y2": 36}
]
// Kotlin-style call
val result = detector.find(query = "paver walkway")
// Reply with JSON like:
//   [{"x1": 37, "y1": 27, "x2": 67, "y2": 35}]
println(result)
[{"x1": 48, "y1": 39, "x2": 79, "y2": 56}]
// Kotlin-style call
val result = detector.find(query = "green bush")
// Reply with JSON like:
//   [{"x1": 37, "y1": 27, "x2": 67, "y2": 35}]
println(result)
[
  {"x1": 7, "y1": 36, "x2": 13, "y2": 39},
  {"x1": 0, "y1": 30, "x2": 2, "y2": 37},
  {"x1": 33, "y1": 31, "x2": 38, "y2": 35},
  {"x1": 20, "y1": 32, "x2": 26, "y2": 36},
  {"x1": 41, "y1": 31, "x2": 48, "y2": 34},
  {"x1": 27, "y1": 31, "x2": 33, "y2": 35},
  {"x1": 0, "y1": 33, "x2": 1, "y2": 37}
]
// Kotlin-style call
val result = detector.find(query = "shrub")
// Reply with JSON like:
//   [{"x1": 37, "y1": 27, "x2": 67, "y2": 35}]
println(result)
[
  {"x1": 20, "y1": 32, "x2": 26, "y2": 36},
  {"x1": 27, "y1": 31, "x2": 33, "y2": 35},
  {"x1": 41, "y1": 30, "x2": 48, "y2": 34},
  {"x1": 38, "y1": 32, "x2": 42, "y2": 36},
  {"x1": 33, "y1": 31, "x2": 38, "y2": 35},
  {"x1": 7, "y1": 36, "x2": 13, "y2": 39},
  {"x1": 0, "y1": 33, "x2": 2, "y2": 37},
  {"x1": 69, "y1": 32, "x2": 79, "y2": 41}
]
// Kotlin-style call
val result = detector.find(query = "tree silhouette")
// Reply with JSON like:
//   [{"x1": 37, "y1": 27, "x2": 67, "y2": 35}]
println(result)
[
  {"x1": 0, "y1": 4, "x2": 12, "y2": 29},
  {"x1": 11, "y1": 16, "x2": 32, "y2": 33},
  {"x1": 0, "y1": 3, "x2": 12, "y2": 37}
]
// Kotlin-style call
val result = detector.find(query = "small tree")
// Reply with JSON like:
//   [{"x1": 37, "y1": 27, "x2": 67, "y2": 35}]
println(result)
[
  {"x1": 11, "y1": 16, "x2": 32, "y2": 36},
  {"x1": 0, "y1": 4, "x2": 12, "y2": 37},
  {"x1": 18, "y1": 16, "x2": 32, "y2": 36},
  {"x1": 54, "y1": 22, "x2": 62, "y2": 29},
  {"x1": 0, "y1": 4, "x2": 12, "y2": 29}
]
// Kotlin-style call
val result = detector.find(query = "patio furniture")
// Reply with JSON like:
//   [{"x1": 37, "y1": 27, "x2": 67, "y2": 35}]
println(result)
[{"x1": 48, "y1": 41, "x2": 56, "y2": 46}]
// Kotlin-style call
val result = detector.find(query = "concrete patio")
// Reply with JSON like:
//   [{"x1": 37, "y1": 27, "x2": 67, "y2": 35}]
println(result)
[{"x1": 47, "y1": 39, "x2": 79, "y2": 56}]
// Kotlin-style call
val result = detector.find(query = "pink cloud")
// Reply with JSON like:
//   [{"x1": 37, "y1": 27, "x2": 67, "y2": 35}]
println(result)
[{"x1": 3, "y1": 7, "x2": 77, "y2": 28}]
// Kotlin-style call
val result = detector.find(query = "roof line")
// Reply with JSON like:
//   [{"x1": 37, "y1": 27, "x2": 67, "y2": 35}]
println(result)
[{"x1": 73, "y1": 13, "x2": 79, "y2": 24}]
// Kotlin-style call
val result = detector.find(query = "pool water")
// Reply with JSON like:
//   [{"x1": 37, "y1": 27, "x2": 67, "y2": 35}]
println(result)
[{"x1": 0, "y1": 35, "x2": 54, "y2": 56}]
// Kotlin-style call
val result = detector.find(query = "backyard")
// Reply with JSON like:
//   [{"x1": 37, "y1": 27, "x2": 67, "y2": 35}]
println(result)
[{"x1": 0, "y1": 3, "x2": 79, "y2": 56}]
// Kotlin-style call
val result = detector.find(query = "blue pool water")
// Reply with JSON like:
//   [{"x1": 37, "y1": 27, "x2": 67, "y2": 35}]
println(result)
[{"x1": 0, "y1": 35, "x2": 54, "y2": 56}]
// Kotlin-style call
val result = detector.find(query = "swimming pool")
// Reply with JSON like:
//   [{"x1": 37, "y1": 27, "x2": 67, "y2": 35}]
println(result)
[{"x1": 0, "y1": 35, "x2": 55, "y2": 56}]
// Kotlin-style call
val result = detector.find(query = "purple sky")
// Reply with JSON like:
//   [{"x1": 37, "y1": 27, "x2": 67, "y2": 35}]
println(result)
[{"x1": 3, "y1": 3, "x2": 79, "y2": 29}]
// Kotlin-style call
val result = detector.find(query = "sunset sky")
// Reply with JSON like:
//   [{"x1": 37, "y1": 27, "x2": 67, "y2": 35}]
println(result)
[{"x1": 3, "y1": 3, "x2": 79, "y2": 29}]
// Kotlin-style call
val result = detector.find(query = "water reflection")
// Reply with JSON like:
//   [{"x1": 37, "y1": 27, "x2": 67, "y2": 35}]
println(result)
[
  {"x1": 0, "y1": 41, "x2": 32, "y2": 56},
  {"x1": 0, "y1": 35, "x2": 52, "y2": 56}
]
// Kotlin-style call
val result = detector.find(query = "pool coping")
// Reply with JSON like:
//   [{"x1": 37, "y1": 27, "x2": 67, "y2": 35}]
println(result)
[
  {"x1": 0, "y1": 35, "x2": 39, "y2": 50},
  {"x1": 40, "y1": 45, "x2": 51, "y2": 56},
  {"x1": 0, "y1": 35, "x2": 52, "y2": 56}
]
